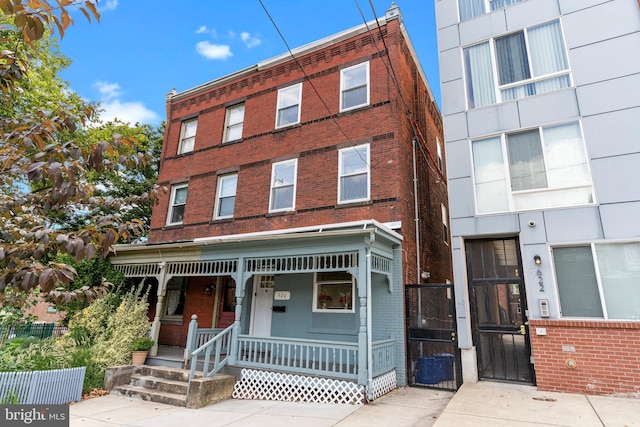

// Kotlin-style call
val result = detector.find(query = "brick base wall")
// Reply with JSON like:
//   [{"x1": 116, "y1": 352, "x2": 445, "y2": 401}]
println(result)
[{"x1": 530, "y1": 319, "x2": 640, "y2": 395}]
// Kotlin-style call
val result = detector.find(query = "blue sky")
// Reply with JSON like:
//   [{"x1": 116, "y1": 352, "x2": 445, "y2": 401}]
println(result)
[{"x1": 59, "y1": 0, "x2": 440, "y2": 126}]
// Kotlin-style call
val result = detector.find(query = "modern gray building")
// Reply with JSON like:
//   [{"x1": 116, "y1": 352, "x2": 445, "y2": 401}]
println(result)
[{"x1": 435, "y1": 0, "x2": 640, "y2": 394}]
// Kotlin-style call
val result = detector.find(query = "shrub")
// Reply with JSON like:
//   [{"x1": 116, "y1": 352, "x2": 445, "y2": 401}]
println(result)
[{"x1": 130, "y1": 337, "x2": 154, "y2": 351}]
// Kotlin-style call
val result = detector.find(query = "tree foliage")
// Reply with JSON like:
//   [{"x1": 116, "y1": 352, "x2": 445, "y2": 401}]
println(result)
[{"x1": 0, "y1": 1, "x2": 157, "y2": 307}]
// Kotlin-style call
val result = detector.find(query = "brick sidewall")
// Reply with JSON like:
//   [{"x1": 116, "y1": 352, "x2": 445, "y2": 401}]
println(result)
[{"x1": 530, "y1": 319, "x2": 640, "y2": 395}]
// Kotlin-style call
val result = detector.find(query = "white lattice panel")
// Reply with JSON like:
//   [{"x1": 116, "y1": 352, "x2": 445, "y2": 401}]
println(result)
[
  {"x1": 232, "y1": 369, "x2": 365, "y2": 405},
  {"x1": 368, "y1": 370, "x2": 397, "y2": 401}
]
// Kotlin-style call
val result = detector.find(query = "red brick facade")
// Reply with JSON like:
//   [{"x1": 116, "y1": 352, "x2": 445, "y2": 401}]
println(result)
[
  {"x1": 149, "y1": 16, "x2": 451, "y2": 285},
  {"x1": 530, "y1": 319, "x2": 640, "y2": 394}
]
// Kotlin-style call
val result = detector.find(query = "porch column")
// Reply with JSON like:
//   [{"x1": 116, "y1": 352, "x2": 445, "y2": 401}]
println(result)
[
  {"x1": 149, "y1": 262, "x2": 167, "y2": 356},
  {"x1": 228, "y1": 258, "x2": 244, "y2": 365},
  {"x1": 357, "y1": 247, "x2": 369, "y2": 386}
]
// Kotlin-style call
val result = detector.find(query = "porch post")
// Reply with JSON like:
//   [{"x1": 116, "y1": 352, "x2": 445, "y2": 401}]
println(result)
[
  {"x1": 357, "y1": 247, "x2": 368, "y2": 386},
  {"x1": 149, "y1": 262, "x2": 167, "y2": 356},
  {"x1": 228, "y1": 258, "x2": 244, "y2": 365}
]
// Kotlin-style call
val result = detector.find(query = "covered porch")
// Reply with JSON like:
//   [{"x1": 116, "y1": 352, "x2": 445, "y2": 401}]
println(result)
[{"x1": 110, "y1": 220, "x2": 405, "y2": 403}]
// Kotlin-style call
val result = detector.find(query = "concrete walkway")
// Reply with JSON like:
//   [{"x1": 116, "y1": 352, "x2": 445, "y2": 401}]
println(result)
[{"x1": 70, "y1": 382, "x2": 640, "y2": 426}]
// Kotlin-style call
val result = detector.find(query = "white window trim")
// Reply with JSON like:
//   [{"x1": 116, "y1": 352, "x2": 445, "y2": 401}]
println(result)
[
  {"x1": 340, "y1": 62, "x2": 370, "y2": 112},
  {"x1": 458, "y1": 0, "x2": 526, "y2": 22},
  {"x1": 223, "y1": 103, "x2": 244, "y2": 143},
  {"x1": 312, "y1": 272, "x2": 355, "y2": 313},
  {"x1": 275, "y1": 83, "x2": 302, "y2": 129},
  {"x1": 178, "y1": 118, "x2": 197, "y2": 154},
  {"x1": 462, "y1": 18, "x2": 572, "y2": 109},
  {"x1": 441, "y1": 204, "x2": 449, "y2": 245},
  {"x1": 437, "y1": 137, "x2": 443, "y2": 172},
  {"x1": 470, "y1": 120, "x2": 595, "y2": 215},
  {"x1": 338, "y1": 143, "x2": 371, "y2": 204},
  {"x1": 269, "y1": 159, "x2": 298, "y2": 213},
  {"x1": 214, "y1": 174, "x2": 238, "y2": 220},
  {"x1": 167, "y1": 183, "x2": 188, "y2": 226}
]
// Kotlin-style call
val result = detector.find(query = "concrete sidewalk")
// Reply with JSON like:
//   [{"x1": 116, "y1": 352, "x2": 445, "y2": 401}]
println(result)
[{"x1": 70, "y1": 382, "x2": 640, "y2": 426}]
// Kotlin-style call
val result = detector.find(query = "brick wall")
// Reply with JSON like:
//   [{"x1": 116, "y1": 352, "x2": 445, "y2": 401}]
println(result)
[{"x1": 530, "y1": 319, "x2": 640, "y2": 394}]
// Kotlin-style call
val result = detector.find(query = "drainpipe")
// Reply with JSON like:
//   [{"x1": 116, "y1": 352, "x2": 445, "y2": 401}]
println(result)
[
  {"x1": 412, "y1": 137, "x2": 421, "y2": 282},
  {"x1": 366, "y1": 233, "x2": 375, "y2": 400}
]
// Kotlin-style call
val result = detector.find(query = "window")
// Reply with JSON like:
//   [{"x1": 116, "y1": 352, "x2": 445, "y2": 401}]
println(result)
[
  {"x1": 437, "y1": 138, "x2": 443, "y2": 172},
  {"x1": 459, "y1": 0, "x2": 525, "y2": 21},
  {"x1": 167, "y1": 184, "x2": 188, "y2": 225},
  {"x1": 214, "y1": 174, "x2": 237, "y2": 219},
  {"x1": 464, "y1": 19, "x2": 570, "y2": 108},
  {"x1": 313, "y1": 272, "x2": 355, "y2": 312},
  {"x1": 340, "y1": 62, "x2": 369, "y2": 111},
  {"x1": 554, "y1": 242, "x2": 640, "y2": 320},
  {"x1": 178, "y1": 119, "x2": 197, "y2": 154},
  {"x1": 269, "y1": 159, "x2": 297, "y2": 212},
  {"x1": 471, "y1": 121, "x2": 592, "y2": 214},
  {"x1": 224, "y1": 103, "x2": 244, "y2": 142},
  {"x1": 338, "y1": 144, "x2": 370, "y2": 203},
  {"x1": 276, "y1": 83, "x2": 302, "y2": 128},
  {"x1": 163, "y1": 277, "x2": 186, "y2": 320},
  {"x1": 441, "y1": 204, "x2": 449, "y2": 244}
]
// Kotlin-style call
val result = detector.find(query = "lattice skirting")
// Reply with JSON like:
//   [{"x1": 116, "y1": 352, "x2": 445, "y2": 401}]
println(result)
[
  {"x1": 232, "y1": 369, "x2": 365, "y2": 405},
  {"x1": 368, "y1": 370, "x2": 397, "y2": 401}
]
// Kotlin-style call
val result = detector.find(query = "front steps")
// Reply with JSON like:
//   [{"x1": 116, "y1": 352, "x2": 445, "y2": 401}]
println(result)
[{"x1": 104, "y1": 365, "x2": 235, "y2": 408}]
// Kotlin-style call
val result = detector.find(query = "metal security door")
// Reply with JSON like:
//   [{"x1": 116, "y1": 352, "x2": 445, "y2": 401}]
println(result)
[
  {"x1": 405, "y1": 283, "x2": 461, "y2": 391},
  {"x1": 466, "y1": 238, "x2": 534, "y2": 384}
]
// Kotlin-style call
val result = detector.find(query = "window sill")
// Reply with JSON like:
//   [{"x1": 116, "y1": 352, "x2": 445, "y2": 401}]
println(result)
[
  {"x1": 210, "y1": 217, "x2": 234, "y2": 224},
  {"x1": 175, "y1": 151, "x2": 194, "y2": 157},
  {"x1": 266, "y1": 210, "x2": 296, "y2": 217},
  {"x1": 335, "y1": 200, "x2": 372, "y2": 209},
  {"x1": 338, "y1": 104, "x2": 371, "y2": 115},
  {"x1": 163, "y1": 223, "x2": 184, "y2": 230},
  {"x1": 273, "y1": 123, "x2": 301, "y2": 133}
]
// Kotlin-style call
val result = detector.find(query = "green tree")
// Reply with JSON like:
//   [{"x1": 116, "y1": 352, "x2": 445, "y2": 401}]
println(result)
[{"x1": 0, "y1": 0, "x2": 157, "y2": 308}]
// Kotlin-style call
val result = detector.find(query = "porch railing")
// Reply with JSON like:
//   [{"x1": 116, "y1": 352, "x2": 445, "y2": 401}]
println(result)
[
  {"x1": 236, "y1": 335, "x2": 359, "y2": 380},
  {"x1": 188, "y1": 324, "x2": 234, "y2": 381},
  {"x1": 371, "y1": 338, "x2": 395, "y2": 377}
]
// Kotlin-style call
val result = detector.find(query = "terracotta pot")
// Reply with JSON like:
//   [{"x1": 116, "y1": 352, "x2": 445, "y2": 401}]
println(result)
[{"x1": 131, "y1": 350, "x2": 148, "y2": 365}]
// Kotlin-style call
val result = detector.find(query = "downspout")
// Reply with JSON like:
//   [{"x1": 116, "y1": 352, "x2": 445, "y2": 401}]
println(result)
[
  {"x1": 366, "y1": 233, "x2": 375, "y2": 399},
  {"x1": 412, "y1": 137, "x2": 421, "y2": 281}
]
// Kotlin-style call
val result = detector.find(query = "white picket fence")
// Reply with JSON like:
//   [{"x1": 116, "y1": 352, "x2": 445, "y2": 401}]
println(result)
[{"x1": 0, "y1": 367, "x2": 86, "y2": 404}]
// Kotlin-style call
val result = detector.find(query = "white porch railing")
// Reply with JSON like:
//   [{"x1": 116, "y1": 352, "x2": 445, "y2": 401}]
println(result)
[
  {"x1": 236, "y1": 335, "x2": 359, "y2": 380},
  {"x1": 188, "y1": 324, "x2": 234, "y2": 381},
  {"x1": 372, "y1": 338, "x2": 395, "y2": 377}
]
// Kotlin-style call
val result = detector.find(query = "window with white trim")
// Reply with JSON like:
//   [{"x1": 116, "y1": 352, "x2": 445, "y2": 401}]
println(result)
[
  {"x1": 437, "y1": 137, "x2": 443, "y2": 172},
  {"x1": 313, "y1": 272, "x2": 355, "y2": 312},
  {"x1": 162, "y1": 277, "x2": 186, "y2": 321},
  {"x1": 178, "y1": 119, "x2": 197, "y2": 154},
  {"x1": 464, "y1": 19, "x2": 570, "y2": 108},
  {"x1": 553, "y1": 242, "x2": 640, "y2": 320},
  {"x1": 167, "y1": 183, "x2": 188, "y2": 225},
  {"x1": 224, "y1": 103, "x2": 244, "y2": 142},
  {"x1": 276, "y1": 83, "x2": 302, "y2": 128},
  {"x1": 340, "y1": 62, "x2": 369, "y2": 111},
  {"x1": 471, "y1": 121, "x2": 593, "y2": 214},
  {"x1": 338, "y1": 144, "x2": 370, "y2": 203},
  {"x1": 441, "y1": 204, "x2": 449, "y2": 244},
  {"x1": 458, "y1": 0, "x2": 525, "y2": 21},
  {"x1": 269, "y1": 159, "x2": 297, "y2": 212},
  {"x1": 214, "y1": 174, "x2": 237, "y2": 219}
]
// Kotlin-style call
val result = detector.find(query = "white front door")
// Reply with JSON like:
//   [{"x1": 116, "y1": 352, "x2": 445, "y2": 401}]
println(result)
[{"x1": 249, "y1": 275, "x2": 274, "y2": 337}]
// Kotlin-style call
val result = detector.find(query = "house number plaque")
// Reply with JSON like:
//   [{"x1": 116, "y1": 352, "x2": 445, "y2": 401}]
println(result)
[{"x1": 274, "y1": 291, "x2": 290, "y2": 300}]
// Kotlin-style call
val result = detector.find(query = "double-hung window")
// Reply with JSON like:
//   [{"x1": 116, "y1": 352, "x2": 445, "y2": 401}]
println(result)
[
  {"x1": 553, "y1": 242, "x2": 640, "y2": 320},
  {"x1": 459, "y1": 0, "x2": 525, "y2": 21},
  {"x1": 167, "y1": 183, "x2": 188, "y2": 225},
  {"x1": 313, "y1": 272, "x2": 355, "y2": 312},
  {"x1": 338, "y1": 144, "x2": 370, "y2": 203},
  {"x1": 178, "y1": 119, "x2": 197, "y2": 154},
  {"x1": 214, "y1": 174, "x2": 237, "y2": 219},
  {"x1": 224, "y1": 103, "x2": 244, "y2": 142},
  {"x1": 340, "y1": 62, "x2": 369, "y2": 111},
  {"x1": 276, "y1": 83, "x2": 302, "y2": 128},
  {"x1": 464, "y1": 19, "x2": 570, "y2": 108},
  {"x1": 163, "y1": 277, "x2": 186, "y2": 321},
  {"x1": 269, "y1": 159, "x2": 297, "y2": 212},
  {"x1": 471, "y1": 121, "x2": 593, "y2": 214},
  {"x1": 441, "y1": 204, "x2": 449, "y2": 244}
]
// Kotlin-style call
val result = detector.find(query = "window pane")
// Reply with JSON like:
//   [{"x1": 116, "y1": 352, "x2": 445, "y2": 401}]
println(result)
[
  {"x1": 507, "y1": 130, "x2": 547, "y2": 191},
  {"x1": 278, "y1": 85, "x2": 300, "y2": 108},
  {"x1": 464, "y1": 42, "x2": 496, "y2": 108},
  {"x1": 490, "y1": 0, "x2": 524, "y2": 10},
  {"x1": 228, "y1": 105, "x2": 244, "y2": 125},
  {"x1": 553, "y1": 247, "x2": 603, "y2": 318},
  {"x1": 596, "y1": 243, "x2": 640, "y2": 320},
  {"x1": 226, "y1": 123, "x2": 242, "y2": 141},
  {"x1": 342, "y1": 86, "x2": 367, "y2": 110},
  {"x1": 341, "y1": 174, "x2": 367, "y2": 200},
  {"x1": 219, "y1": 175, "x2": 237, "y2": 197},
  {"x1": 542, "y1": 122, "x2": 590, "y2": 187},
  {"x1": 528, "y1": 20, "x2": 568, "y2": 77},
  {"x1": 495, "y1": 32, "x2": 530, "y2": 85},
  {"x1": 343, "y1": 65, "x2": 367, "y2": 89},
  {"x1": 174, "y1": 187, "x2": 187, "y2": 204},
  {"x1": 183, "y1": 120, "x2": 197, "y2": 137},
  {"x1": 459, "y1": 0, "x2": 485, "y2": 21},
  {"x1": 171, "y1": 204, "x2": 185, "y2": 223},
  {"x1": 273, "y1": 162, "x2": 295, "y2": 186},
  {"x1": 472, "y1": 136, "x2": 509, "y2": 213},
  {"x1": 341, "y1": 147, "x2": 368, "y2": 175},
  {"x1": 277, "y1": 105, "x2": 299, "y2": 127},
  {"x1": 218, "y1": 196, "x2": 235, "y2": 217},
  {"x1": 271, "y1": 186, "x2": 294, "y2": 210}
]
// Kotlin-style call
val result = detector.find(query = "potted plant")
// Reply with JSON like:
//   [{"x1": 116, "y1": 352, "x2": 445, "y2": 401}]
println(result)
[
  {"x1": 318, "y1": 294, "x2": 332, "y2": 309},
  {"x1": 130, "y1": 337, "x2": 154, "y2": 365}
]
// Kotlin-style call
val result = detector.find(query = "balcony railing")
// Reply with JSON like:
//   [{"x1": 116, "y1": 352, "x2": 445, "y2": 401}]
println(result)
[{"x1": 371, "y1": 338, "x2": 395, "y2": 377}]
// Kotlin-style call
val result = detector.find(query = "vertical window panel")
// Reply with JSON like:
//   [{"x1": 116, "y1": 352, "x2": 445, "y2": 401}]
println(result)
[{"x1": 553, "y1": 246, "x2": 603, "y2": 318}]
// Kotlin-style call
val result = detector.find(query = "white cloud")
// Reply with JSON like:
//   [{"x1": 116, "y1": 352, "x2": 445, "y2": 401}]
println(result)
[
  {"x1": 195, "y1": 25, "x2": 208, "y2": 34},
  {"x1": 101, "y1": 0, "x2": 118, "y2": 11},
  {"x1": 240, "y1": 32, "x2": 262, "y2": 48},
  {"x1": 91, "y1": 80, "x2": 160, "y2": 125},
  {"x1": 196, "y1": 41, "x2": 232, "y2": 60}
]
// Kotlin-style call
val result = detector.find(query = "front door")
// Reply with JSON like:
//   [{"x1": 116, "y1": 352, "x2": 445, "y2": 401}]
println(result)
[
  {"x1": 249, "y1": 275, "x2": 274, "y2": 337},
  {"x1": 466, "y1": 238, "x2": 534, "y2": 383}
]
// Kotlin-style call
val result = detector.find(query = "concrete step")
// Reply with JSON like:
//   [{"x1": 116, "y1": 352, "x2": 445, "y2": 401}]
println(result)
[
  {"x1": 130, "y1": 374, "x2": 189, "y2": 395},
  {"x1": 137, "y1": 366, "x2": 201, "y2": 382},
  {"x1": 112, "y1": 384, "x2": 187, "y2": 407}
]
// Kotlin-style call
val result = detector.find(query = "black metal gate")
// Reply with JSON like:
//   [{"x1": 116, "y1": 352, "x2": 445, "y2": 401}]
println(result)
[{"x1": 405, "y1": 283, "x2": 461, "y2": 391}]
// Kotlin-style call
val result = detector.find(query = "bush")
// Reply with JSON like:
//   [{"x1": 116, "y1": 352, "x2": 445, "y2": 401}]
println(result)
[{"x1": 130, "y1": 337, "x2": 154, "y2": 351}]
